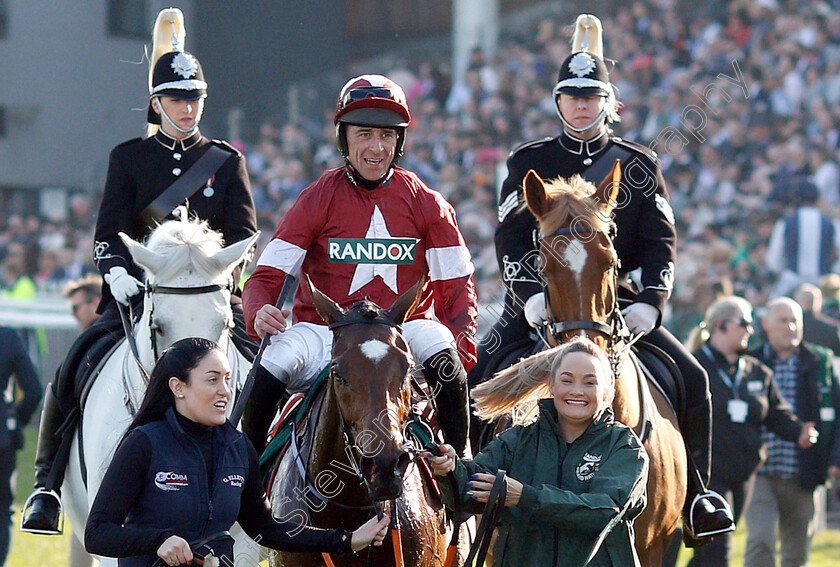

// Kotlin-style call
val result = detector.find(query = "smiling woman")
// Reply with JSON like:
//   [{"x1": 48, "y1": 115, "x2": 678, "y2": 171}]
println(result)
[
  {"x1": 83, "y1": 337, "x2": 389, "y2": 567},
  {"x1": 425, "y1": 338, "x2": 649, "y2": 567}
]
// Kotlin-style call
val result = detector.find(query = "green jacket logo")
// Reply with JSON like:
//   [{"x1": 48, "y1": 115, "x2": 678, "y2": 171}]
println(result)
[{"x1": 328, "y1": 238, "x2": 418, "y2": 264}]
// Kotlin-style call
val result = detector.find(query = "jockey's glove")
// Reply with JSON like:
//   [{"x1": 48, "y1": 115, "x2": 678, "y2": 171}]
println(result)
[
  {"x1": 104, "y1": 266, "x2": 144, "y2": 305},
  {"x1": 524, "y1": 292, "x2": 548, "y2": 329},
  {"x1": 621, "y1": 302, "x2": 659, "y2": 336}
]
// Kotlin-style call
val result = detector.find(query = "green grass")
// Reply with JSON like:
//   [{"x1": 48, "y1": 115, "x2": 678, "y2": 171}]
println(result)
[
  {"x1": 9, "y1": 427, "x2": 840, "y2": 566},
  {"x1": 8, "y1": 427, "x2": 77, "y2": 567},
  {"x1": 675, "y1": 525, "x2": 840, "y2": 566}
]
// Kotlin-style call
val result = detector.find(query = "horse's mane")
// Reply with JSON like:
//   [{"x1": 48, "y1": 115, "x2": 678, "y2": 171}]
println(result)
[
  {"x1": 144, "y1": 215, "x2": 226, "y2": 283},
  {"x1": 471, "y1": 344, "x2": 566, "y2": 425},
  {"x1": 524, "y1": 174, "x2": 612, "y2": 236}
]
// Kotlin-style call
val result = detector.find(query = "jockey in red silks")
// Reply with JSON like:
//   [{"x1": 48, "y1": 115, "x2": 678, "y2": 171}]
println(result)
[{"x1": 242, "y1": 74, "x2": 478, "y2": 457}]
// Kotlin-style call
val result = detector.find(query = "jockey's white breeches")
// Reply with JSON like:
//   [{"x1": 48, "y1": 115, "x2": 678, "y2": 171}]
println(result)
[{"x1": 259, "y1": 319, "x2": 456, "y2": 393}]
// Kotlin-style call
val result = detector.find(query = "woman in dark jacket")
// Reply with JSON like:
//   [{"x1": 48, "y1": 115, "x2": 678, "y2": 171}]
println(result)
[
  {"x1": 685, "y1": 295, "x2": 816, "y2": 566},
  {"x1": 426, "y1": 338, "x2": 648, "y2": 567},
  {"x1": 85, "y1": 337, "x2": 388, "y2": 566}
]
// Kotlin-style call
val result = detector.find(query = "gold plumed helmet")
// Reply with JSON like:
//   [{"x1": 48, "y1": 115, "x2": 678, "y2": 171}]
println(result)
[
  {"x1": 553, "y1": 15, "x2": 621, "y2": 130},
  {"x1": 146, "y1": 8, "x2": 207, "y2": 134}
]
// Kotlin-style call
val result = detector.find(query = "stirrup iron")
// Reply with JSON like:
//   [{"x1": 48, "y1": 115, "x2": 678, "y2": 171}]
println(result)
[
  {"x1": 20, "y1": 489, "x2": 64, "y2": 535},
  {"x1": 685, "y1": 489, "x2": 734, "y2": 539}
]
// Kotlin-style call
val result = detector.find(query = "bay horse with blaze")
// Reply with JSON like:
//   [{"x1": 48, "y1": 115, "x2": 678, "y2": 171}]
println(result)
[{"x1": 269, "y1": 278, "x2": 450, "y2": 567}]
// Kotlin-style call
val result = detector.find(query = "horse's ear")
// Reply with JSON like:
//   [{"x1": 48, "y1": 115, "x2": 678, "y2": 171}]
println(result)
[
  {"x1": 595, "y1": 159, "x2": 622, "y2": 216},
  {"x1": 304, "y1": 275, "x2": 345, "y2": 325},
  {"x1": 120, "y1": 232, "x2": 167, "y2": 275},
  {"x1": 385, "y1": 276, "x2": 425, "y2": 325},
  {"x1": 522, "y1": 169, "x2": 550, "y2": 219},
  {"x1": 211, "y1": 232, "x2": 260, "y2": 274}
]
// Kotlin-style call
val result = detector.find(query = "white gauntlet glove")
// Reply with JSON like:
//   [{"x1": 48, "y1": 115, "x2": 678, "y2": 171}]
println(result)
[
  {"x1": 621, "y1": 302, "x2": 659, "y2": 336},
  {"x1": 104, "y1": 266, "x2": 143, "y2": 305},
  {"x1": 523, "y1": 293, "x2": 548, "y2": 329}
]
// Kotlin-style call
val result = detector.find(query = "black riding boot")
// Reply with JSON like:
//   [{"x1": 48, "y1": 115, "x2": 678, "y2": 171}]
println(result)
[
  {"x1": 20, "y1": 387, "x2": 65, "y2": 534},
  {"x1": 682, "y1": 397, "x2": 734, "y2": 546},
  {"x1": 242, "y1": 364, "x2": 290, "y2": 452},
  {"x1": 423, "y1": 349, "x2": 470, "y2": 457}
]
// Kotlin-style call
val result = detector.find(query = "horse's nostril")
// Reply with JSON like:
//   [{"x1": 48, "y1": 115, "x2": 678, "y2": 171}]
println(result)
[{"x1": 396, "y1": 451, "x2": 410, "y2": 477}]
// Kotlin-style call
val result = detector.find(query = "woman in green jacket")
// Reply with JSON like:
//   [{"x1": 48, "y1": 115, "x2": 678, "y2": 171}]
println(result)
[{"x1": 426, "y1": 338, "x2": 648, "y2": 567}]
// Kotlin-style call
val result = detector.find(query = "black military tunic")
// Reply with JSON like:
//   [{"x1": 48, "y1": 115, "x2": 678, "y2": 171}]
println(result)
[
  {"x1": 470, "y1": 128, "x2": 678, "y2": 387},
  {"x1": 93, "y1": 128, "x2": 257, "y2": 311},
  {"x1": 496, "y1": 128, "x2": 676, "y2": 316}
]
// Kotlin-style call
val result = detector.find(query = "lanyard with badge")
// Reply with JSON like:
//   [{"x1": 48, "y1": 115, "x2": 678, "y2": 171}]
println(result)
[{"x1": 704, "y1": 345, "x2": 748, "y2": 423}]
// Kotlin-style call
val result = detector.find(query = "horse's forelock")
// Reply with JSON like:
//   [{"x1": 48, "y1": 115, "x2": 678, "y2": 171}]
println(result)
[
  {"x1": 352, "y1": 299, "x2": 385, "y2": 320},
  {"x1": 534, "y1": 175, "x2": 611, "y2": 236},
  {"x1": 143, "y1": 218, "x2": 226, "y2": 283}
]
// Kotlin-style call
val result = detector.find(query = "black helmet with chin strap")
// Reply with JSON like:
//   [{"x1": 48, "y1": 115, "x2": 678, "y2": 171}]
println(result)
[
  {"x1": 146, "y1": 8, "x2": 207, "y2": 134},
  {"x1": 553, "y1": 15, "x2": 620, "y2": 134},
  {"x1": 334, "y1": 74, "x2": 411, "y2": 165}
]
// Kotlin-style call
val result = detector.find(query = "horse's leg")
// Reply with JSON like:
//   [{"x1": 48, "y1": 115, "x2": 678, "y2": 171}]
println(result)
[
  {"x1": 230, "y1": 523, "x2": 262, "y2": 566},
  {"x1": 273, "y1": 550, "x2": 332, "y2": 567}
]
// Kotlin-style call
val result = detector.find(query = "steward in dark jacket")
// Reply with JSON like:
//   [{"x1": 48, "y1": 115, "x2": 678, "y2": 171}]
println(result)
[
  {"x1": 444, "y1": 401, "x2": 648, "y2": 567},
  {"x1": 85, "y1": 407, "x2": 352, "y2": 566},
  {"x1": 694, "y1": 345, "x2": 804, "y2": 486}
]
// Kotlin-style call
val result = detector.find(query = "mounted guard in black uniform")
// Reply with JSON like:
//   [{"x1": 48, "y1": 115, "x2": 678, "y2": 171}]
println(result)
[
  {"x1": 21, "y1": 8, "x2": 257, "y2": 534},
  {"x1": 468, "y1": 13, "x2": 735, "y2": 546}
]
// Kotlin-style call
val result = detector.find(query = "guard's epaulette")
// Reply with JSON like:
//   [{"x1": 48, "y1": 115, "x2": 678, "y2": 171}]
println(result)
[
  {"x1": 508, "y1": 136, "x2": 555, "y2": 159},
  {"x1": 611, "y1": 136, "x2": 659, "y2": 162},
  {"x1": 211, "y1": 139, "x2": 241, "y2": 157},
  {"x1": 115, "y1": 137, "x2": 143, "y2": 149}
]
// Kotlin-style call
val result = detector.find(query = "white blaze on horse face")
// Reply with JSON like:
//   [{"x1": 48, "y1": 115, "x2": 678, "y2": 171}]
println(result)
[
  {"x1": 563, "y1": 239, "x2": 588, "y2": 277},
  {"x1": 360, "y1": 339, "x2": 391, "y2": 363}
]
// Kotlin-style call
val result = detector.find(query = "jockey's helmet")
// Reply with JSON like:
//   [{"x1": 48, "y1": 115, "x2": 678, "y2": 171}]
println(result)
[{"x1": 334, "y1": 74, "x2": 411, "y2": 162}]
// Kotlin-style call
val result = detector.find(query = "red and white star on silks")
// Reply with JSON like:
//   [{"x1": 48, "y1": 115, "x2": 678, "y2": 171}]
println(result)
[{"x1": 349, "y1": 205, "x2": 399, "y2": 294}]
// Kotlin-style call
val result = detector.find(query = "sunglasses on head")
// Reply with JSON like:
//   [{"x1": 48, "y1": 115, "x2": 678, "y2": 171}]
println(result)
[{"x1": 341, "y1": 87, "x2": 398, "y2": 106}]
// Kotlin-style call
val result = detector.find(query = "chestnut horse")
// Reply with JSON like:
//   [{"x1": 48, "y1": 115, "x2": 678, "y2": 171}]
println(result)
[
  {"x1": 474, "y1": 164, "x2": 686, "y2": 565},
  {"x1": 269, "y1": 278, "x2": 449, "y2": 567}
]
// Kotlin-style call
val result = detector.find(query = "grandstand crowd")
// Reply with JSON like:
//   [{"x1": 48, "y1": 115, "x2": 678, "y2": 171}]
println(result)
[{"x1": 3, "y1": 0, "x2": 840, "y2": 341}]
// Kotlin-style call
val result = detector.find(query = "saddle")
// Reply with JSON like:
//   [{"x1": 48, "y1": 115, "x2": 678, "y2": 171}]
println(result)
[{"x1": 632, "y1": 341, "x2": 686, "y2": 423}]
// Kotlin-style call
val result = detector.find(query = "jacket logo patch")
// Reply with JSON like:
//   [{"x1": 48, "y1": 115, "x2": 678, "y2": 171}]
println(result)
[
  {"x1": 155, "y1": 471, "x2": 189, "y2": 492},
  {"x1": 576, "y1": 453, "x2": 602, "y2": 481},
  {"x1": 223, "y1": 474, "x2": 245, "y2": 487},
  {"x1": 328, "y1": 238, "x2": 417, "y2": 264}
]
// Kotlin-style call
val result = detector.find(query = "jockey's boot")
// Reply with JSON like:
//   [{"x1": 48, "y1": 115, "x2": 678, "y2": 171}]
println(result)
[
  {"x1": 423, "y1": 349, "x2": 470, "y2": 457},
  {"x1": 20, "y1": 387, "x2": 65, "y2": 534},
  {"x1": 242, "y1": 364, "x2": 290, "y2": 452},
  {"x1": 681, "y1": 397, "x2": 735, "y2": 547}
]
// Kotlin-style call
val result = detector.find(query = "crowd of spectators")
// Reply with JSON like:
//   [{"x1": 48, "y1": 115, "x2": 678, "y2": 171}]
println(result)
[{"x1": 3, "y1": 0, "x2": 840, "y2": 344}]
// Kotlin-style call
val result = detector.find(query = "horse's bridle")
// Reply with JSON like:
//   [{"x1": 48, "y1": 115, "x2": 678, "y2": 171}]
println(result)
[
  {"x1": 321, "y1": 317, "x2": 414, "y2": 567},
  {"x1": 535, "y1": 222, "x2": 627, "y2": 373},
  {"x1": 118, "y1": 278, "x2": 234, "y2": 396},
  {"x1": 145, "y1": 278, "x2": 234, "y2": 361}
]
